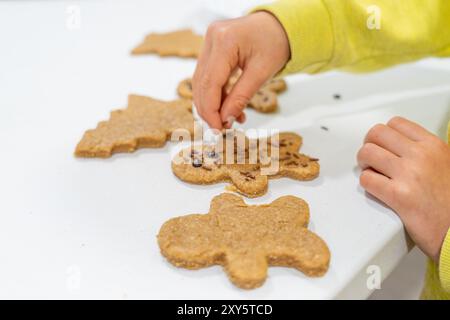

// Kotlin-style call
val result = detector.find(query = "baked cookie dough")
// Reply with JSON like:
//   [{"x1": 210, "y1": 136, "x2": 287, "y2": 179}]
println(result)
[
  {"x1": 172, "y1": 131, "x2": 320, "y2": 197},
  {"x1": 177, "y1": 73, "x2": 287, "y2": 113},
  {"x1": 131, "y1": 29, "x2": 203, "y2": 58},
  {"x1": 158, "y1": 193, "x2": 330, "y2": 289},
  {"x1": 75, "y1": 95, "x2": 195, "y2": 158}
]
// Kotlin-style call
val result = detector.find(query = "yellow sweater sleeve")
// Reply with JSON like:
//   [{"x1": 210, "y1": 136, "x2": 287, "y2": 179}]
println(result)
[
  {"x1": 442, "y1": 125, "x2": 450, "y2": 293},
  {"x1": 253, "y1": 0, "x2": 450, "y2": 295},
  {"x1": 440, "y1": 228, "x2": 450, "y2": 292},
  {"x1": 252, "y1": 0, "x2": 450, "y2": 75}
]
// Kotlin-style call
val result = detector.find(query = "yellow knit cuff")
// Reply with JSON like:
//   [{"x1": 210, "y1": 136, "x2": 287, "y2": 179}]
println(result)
[
  {"x1": 447, "y1": 121, "x2": 450, "y2": 143},
  {"x1": 251, "y1": 0, "x2": 334, "y2": 75},
  {"x1": 439, "y1": 227, "x2": 450, "y2": 293}
]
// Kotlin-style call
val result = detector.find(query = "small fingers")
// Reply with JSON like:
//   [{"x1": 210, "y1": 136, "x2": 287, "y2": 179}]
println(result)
[
  {"x1": 197, "y1": 73, "x2": 225, "y2": 129},
  {"x1": 220, "y1": 63, "x2": 270, "y2": 125},
  {"x1": 193, "y1": 26, "x2": 212, "y2": 89},
  {"x1": 236, "y1": 112, "x2": 246, "y2": 124},
  {"x1": 357, "y1": 143, "x2": 401, "y2": 179},
  {"x1": 192, "y1": 23, "x2": 238, "y2": 130},
  {"x1": 359, "y1": 168, "x2": 395, "y2": 206},
  {"x1": 364, "y1": 123, "x2": 415, "y2": 157},
  {"x1": 193, "y1": 54, "x2": 232, "y2": 130},
  {"x1": 387, "y1": 116, "x2": 433, "y2": 142}
]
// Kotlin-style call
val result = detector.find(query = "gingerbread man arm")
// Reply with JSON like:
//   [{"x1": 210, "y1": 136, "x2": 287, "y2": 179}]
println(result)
[{"x1": 157, "y1": 214, "x2": 223, "y2": 269}]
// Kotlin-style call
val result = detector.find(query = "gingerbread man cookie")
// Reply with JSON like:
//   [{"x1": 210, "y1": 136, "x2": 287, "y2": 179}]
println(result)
[
  {"x1": 158, "y1": 193, "x2": 330, "y2": 289},
  {"x1": 172, "y1": 131, "x2": 320, "y2": 197},
  {"x1": 75, "y1": 94, "x2": 195, "y2": 158},
  {"x1": 177, "y1": 74, "x2": 287, "y2": 113},
  {"x1": 131, "y1": 29, "x2": 203, "y2": 58}
]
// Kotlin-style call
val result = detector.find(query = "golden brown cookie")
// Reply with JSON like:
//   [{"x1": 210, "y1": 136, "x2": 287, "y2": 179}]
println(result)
[
  {"x1": 158, "y1": 193, "x2": 330, "y2": 289},
  {"x1": 177, "y1": 74, "x2": 287, "y2": 113},
  {"x1": 263, "y1": 78, "x2": 288, "y2": 93},
  {"x1": 172, "y1": 131, "x2": 320, "y2": 197},
  {"x1": 75, "y1": 95, "x2": 195, "y2": 158},
  {"x1": 248, "y1": 90, "x2": 278, "y2": 113},
  {"x1": 131, "y1": 29, "x2": 203, "y2": 58},
  {"x1": 177, "y1": 78, "x2": 193, "y2": 99}
]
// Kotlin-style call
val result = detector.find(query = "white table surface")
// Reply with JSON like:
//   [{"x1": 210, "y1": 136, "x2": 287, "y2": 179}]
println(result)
[{"x1": 0, "y1": 0, "x2": 449, "y2": 299}]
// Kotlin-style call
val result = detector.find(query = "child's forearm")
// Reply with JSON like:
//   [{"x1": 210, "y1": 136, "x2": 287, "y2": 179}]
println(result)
[{"x1": 253, "y1": 0, "x2": 450, "y2": 75}]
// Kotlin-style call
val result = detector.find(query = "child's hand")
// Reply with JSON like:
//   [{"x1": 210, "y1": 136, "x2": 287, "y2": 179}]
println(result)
[
  {"x1": 357, "y1": 116, "x2": 450, "y2": 262},
  {"x1": 192, "y1": 12, "x2": 290, "y2": 129}
]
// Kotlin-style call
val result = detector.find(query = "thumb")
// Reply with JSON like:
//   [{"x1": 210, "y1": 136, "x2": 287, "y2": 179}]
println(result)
[{"x1": 220, "y1": 65, "x2": 269, "y2": 128}]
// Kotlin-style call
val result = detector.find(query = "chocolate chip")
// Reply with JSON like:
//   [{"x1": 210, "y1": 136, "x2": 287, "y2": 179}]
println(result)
[
  {"x1": 192, "y1": 158, "x2": 202, "y2": 168},
  {"x1": 240, "y1": 171, "x2": 255, "y2": 179},
  {"x1": 293, "y1": 154, "x2": 300, "y2": 159},
  {"x1": 285, "y1": 160, "x2": 299, "y2": 167},
  {"x1": 309, "y1": 158, "x2": 319, "y2": 162},
  {"x1": 190, "y1": 149, "x2": 199, "y2": 156},
  {"x1": 206, "y1": 150, "x2": 218, "y2": 158}
]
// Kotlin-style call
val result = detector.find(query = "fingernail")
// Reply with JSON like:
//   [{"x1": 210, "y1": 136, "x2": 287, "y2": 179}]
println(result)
[
  {"x1": 237, "y1": 113, "x2": 246, "y2": 123},
  {"x1": 223, "y1": 116, "x2": 235, "y2": 129}
]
